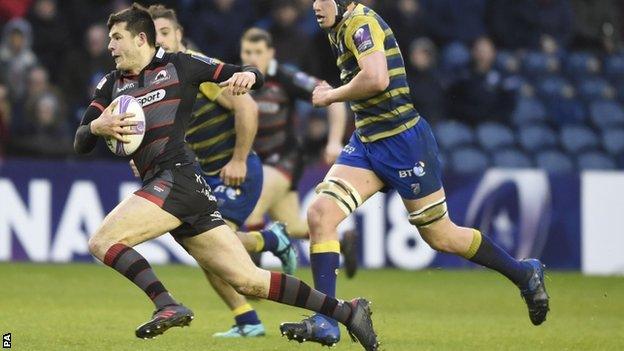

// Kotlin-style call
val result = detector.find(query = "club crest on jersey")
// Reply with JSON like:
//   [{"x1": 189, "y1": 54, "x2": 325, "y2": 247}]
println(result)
[
  {"x1": 353, "y1": 24, "x2": 374, "y2": 54},
  {"x1": 153, "y1": 69, "x2": 170, "y2": 84}
]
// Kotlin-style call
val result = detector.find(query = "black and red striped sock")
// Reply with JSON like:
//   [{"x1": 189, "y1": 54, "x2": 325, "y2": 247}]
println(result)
[
  {"x1": 267, "y1": 272, "x2": 352, "y2": 325},
  {"x1": 104, "y1": 243, "x2": 177, "y2": 309}
]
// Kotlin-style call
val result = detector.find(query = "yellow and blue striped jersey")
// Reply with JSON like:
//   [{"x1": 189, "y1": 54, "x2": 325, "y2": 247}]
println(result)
[
  {"x1": 184, "y1": 50, "x2": 235, "y2": 174},
  {"x1": 330, "y1": 4, "x2": 419, "y2": 142}
]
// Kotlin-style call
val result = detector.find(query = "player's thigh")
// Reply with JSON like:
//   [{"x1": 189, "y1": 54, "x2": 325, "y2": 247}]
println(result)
[
  {"x1": 309, "y1": 164, "x2": 385, "y2": 229},
  {"x1": 94, "y1": 195, "x2": 182, "y2": 249},
  {"x1": 182, "y1": 225, "x2": 268, "y2": 291},
  {"x1": 268, "y1": 191, "x2": 309, "y2": 237},
  {"x1": 246, "y1": 165, "x2": 290, "y2": 224}
]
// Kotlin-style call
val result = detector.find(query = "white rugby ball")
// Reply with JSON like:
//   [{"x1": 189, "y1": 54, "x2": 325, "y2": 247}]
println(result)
[{"x1": 105, "y1": 95, "x2": 146, "y2": 156}]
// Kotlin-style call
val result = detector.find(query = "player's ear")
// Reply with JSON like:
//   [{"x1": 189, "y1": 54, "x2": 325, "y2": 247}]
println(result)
[
  {"x1": 268, "y1": 47, "x2": 275, "y2": 58},
  {"x1": 136, "y1": 32, "x2": 147, "y2": 47}
]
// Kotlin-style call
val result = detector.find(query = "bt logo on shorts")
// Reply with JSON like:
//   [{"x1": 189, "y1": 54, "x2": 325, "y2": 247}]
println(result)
[{"x1": 399, "y1": 161, "x2": 426, "y2": 178}]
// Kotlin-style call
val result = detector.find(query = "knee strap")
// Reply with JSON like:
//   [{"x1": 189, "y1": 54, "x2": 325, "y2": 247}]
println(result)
[
  {"x1": 408, "y1": 197, "x2": 448, "y2": 228},
  {"x1": 315, "y1": 177, "x2": 363, "y2": 215}
]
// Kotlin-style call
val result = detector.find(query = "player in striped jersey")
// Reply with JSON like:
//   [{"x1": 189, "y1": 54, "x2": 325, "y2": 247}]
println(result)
[
  {"x1": 280, "y1": 1, "x2": 549, "y2": 346},
  {"x1": 148, "y1": 5, "x2": 297, "y2": 338}
]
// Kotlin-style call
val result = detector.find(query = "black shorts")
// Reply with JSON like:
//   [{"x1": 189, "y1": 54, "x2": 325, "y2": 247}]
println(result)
[
  {"x1": 262, "y1": 146, "x2": 305, "y2": 191},
  {"x1": 134, "y1": 163, "x2": 227, "y2": 239}
]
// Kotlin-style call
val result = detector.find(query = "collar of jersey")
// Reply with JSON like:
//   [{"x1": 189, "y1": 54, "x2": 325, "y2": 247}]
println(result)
[{"x1": 333, "y1": 3, "x2": 365, "y2": 33}]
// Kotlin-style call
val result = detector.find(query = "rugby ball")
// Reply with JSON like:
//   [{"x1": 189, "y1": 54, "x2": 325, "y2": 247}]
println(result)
[{"x1": 105, "y1": 95, "x2": 146, "y2": 156}]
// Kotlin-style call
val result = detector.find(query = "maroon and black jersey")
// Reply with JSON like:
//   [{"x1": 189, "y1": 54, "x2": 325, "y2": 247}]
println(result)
[
  {"x1": 251, "y1": 61, "x2": 320, "y2": 161},
  {"x1": 76, "y1": 47, "x2": 261, "y2": 182}
]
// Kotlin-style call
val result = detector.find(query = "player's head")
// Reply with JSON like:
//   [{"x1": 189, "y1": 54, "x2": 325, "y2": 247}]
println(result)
[
  {"x1": 107, "y1": 3, "x2": 156, "y2": 71},
  {"x1": 313, "y1": 0, "x2": 357, "y2": 30},
  {"x1": 240, "y1": 28, "x2": 274, "y2": 74},
  {"x1": 148, "y1": 4, "x2": 183, "y2": 53}
]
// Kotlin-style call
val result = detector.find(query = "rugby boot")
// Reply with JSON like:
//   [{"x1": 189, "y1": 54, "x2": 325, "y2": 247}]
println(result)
[
  {"x1": 340, "y1": 229, "x2": 358, "y2": 279},
  {"x1": 135, "y1": 304, "x2": 194, "y2": 339},
  {"x1": 520, "y1": 259, "x2": 550, "y2": 325},
  {"x1": 213, "y1": 323, "x2": 266, "y2": 337},
  {"x1": 280, "y1": 314, "x2": 340, "y2": 347},
  {"x1": 268, "y1": 222, "x2": 298, "y2": 275}
]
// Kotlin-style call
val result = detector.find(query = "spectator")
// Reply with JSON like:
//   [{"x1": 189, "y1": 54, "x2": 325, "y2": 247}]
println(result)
[
  {"x1": 23, "y1": 65, "x2": 65, "y2": 130},
  {"x1": 10, "y1": 92, "x2": 73, "y2": 157},
  {"x1": 185, "y1": 0, "x2": 254, "y2": 63},
  {"x1": 406, "y1": 38, "x2": 447, "y2": 124},
  {"x1": 422, "y1": 0, "x2": 487, "y2": 46},
  {"x1": 266, "y1": 0, "x2": 309, "y2": 66},
  {"x1": 60, "y1": 24, "x2": 115, "y2": 119},
  {"x1": 570, "y1": 0, "x2": 622, "y2": 53},
  {"x1": 448, "y1": 37, "x2": 517, "y2": 125},
  {"x1": 0, "y1": 0, "x2": 33, "y2": 22},
  {"x1": 0, "y1": 18, "x2": 38, "y2": 125},
  {"x1": 381, "y1": 0, "x2": 428, "y2": 55},
  {"x1": 488, "y1": 0, "x2": 574, "y2": 50},
  {"x1": 27, "y1": 0, "x2": 70, "y2": 82},
  {"x1": 0, "y1": 84, "x2": 10, "y2": 159}
]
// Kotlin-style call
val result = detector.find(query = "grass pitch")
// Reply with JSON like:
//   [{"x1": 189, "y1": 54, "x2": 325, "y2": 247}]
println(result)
[{"x1": 1, "y1": 263, "x2": 623, "y2": 350}]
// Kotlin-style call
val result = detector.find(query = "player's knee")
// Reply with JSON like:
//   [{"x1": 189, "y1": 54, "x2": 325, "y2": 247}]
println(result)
[
  {"x1": 307, "y1": 200, "x2": 336, "y2": 234},
  {"x1": 227, "y1": 270, "x2": 263, "y2": 297}
]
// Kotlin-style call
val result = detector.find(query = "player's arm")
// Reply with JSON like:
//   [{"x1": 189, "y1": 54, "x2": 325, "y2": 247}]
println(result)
[
  {"x1": 313, "y1": 18, "x2": 389, "y2": 107},
  {"x1": 278, "y1": 65, "x2": 346, "y2": 163},
  {"x1": 74, "y1": 75, "x2": 137, "y2": 154},
  {"x1": 202, "y1": 83, "x2": 258, "y2": 187},
  {"x1": 324, "y1": 101, "x2": 347, "y2": 164},
  {"x1": 177, "y1": 53, "x2": 264, "y2": 95}
]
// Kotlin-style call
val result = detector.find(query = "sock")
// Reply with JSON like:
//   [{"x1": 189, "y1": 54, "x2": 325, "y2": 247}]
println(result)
[
  {"x1": 258, "y1": 229, "x2": 278, "y2": 253},
  {"x1": 310, "y1": 241, "x2": 340, "y2": 326},
  {"x1": 268, "y1": 272, "x2": 352, "y2": 325},
  {"x1": 464, "y1": 230, "x2": 531, "y2": 286},
  {"x1": 104, "y1": 243, "x2": 177, "y2": 309},
  {"x1": 232, "y1": 303, "x2": 261, "y2": 325}
]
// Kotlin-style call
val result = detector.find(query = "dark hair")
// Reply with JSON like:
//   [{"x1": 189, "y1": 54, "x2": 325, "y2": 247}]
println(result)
[
  {"x1": 107, "y1": 3, "x2": 156, "y2": 47},
  {"x1": 241, "y1": 27, "x2": 273, "y2": 48},
  {"x1": 147, "y1": 4, "x2": 181, "y2": 29}
]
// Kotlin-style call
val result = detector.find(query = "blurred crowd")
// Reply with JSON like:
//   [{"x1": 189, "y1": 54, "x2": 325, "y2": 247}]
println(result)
[{"x1": 0, "y1": 0, "x2": 623, "y2": 170}]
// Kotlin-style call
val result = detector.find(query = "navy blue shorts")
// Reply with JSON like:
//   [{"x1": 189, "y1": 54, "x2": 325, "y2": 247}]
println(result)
[
  {"x1": 204, "y1": 152, "x2": 263, "y2": 227},
  {"x1": 335, "y1": 118, "x2": 443, "y2": 200}
]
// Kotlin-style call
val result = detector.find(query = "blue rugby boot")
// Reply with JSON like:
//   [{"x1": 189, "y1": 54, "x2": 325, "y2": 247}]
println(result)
[
  {"x1": 213, "y1": 323, "x2": 266, "y2": 337},
  {"x1": 520, "y1": 259, "x2": 550, "y2": 325},
  {"x1": 268, "y1": 222, "x2": 298, "y2": 275},
  {"x1": 280, "y1": 314, "x2": 340, "y2": 347}
]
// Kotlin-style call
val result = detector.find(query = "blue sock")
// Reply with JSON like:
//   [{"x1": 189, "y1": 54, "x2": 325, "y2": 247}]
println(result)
[
  {"x1": 233, "y1": 304, "x2": 261, "y2": 326},
  {"x1": 260, "y1": 229, "x2": 278, "y2": 252},
  {"x1": 465, "y1": 230, "x2": 531, "y2": 287},
  {"x1": 310, "y1": 241, "x2": 340, "y2": 327}
]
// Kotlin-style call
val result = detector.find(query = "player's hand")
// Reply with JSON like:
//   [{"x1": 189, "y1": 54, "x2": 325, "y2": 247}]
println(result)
[
  {"x1": 324, "y1": 141, "x2": 343, "y2": 165},
  {"x1": 129, "y1": 160, "x2": 140, "y2": 178},
  {"x1": 312, "y1": 81, "x2": 334, "y2": 107},
  {"x1": 220, "y1": 158, "x2": 247, "y2": 187},
  {"x1": 219, "y1": 72, "x2": 256, "y2": 96},
  {"x1": 90, "y1": 100, "x2": 138, "y2": 143}
]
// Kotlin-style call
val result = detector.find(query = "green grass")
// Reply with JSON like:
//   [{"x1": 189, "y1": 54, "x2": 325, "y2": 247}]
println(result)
[{"x1": 1, "y1": 264, "x2": 623, "y2": 351}]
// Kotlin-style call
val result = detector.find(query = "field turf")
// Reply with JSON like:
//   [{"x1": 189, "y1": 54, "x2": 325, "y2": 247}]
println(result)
[{"x1": 1, "y1": 263, "x2": 622, "y2": 350}]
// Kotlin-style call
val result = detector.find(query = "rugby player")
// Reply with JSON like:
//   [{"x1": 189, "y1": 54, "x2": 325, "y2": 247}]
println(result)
[
  {"x1": 232, "y1": 28, "x2": 360, "y2": 277},
  {"x1": 280, "y1": 0, "x2": 550, "y2": 346},
  {"x1": 73, "y1": 4, "x2": 377, "y2": 349},
  {"x1": 146, "y1": 4, "x2": 296, "y2": 338}
]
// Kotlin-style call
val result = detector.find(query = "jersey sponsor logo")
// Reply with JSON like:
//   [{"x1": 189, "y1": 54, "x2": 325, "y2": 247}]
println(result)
[
  {"x1": 343, "y1": 144, "x2": 356, "y2": 155},
  {"x1": 117, "y1": 81, "x2": 136, "y2": 93},
  {"x1": 96, "y1": 76, "x2": 107, "y2": 90},
  {"x1": 353, "y1": 24, "x2": 374, "y2": 54},
  {"x1": 136, "y1": 89, "x2": 166, "y2": 107},
  {"x1": 153, "y1": 69, "x2": 170, "y2": 84},
  {"x1": 190, "y1": 53, "x2": 218, "y2": 65},
  {"x1": 210, "y1": 211, "x2": 223, "y2": 221}
]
